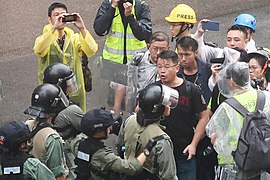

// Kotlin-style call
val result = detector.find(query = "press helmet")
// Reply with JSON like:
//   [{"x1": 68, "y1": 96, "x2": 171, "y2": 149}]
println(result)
[
  {"x1": 165, "y1": 4, "x2": 197, "y2": 24},
  {"x1": 43, "y1": 63, "x2": 77, "y2": 94},
  {"x1": 248, "y1": 47, "x2": 270, "y2": 76},
  {"x1": 234, "y1": 13, "x2": 256, "y2": 31},
  {"x1": 138, "y1": 84, "x2": 179, "y2": 119},
  {"x1": 81, "y1": 109, "x2": 115, "y2": 136},
  {"x1": 0, "y1": 121, "x2": 30, "y2": 153},
  {"x1": 24, "y1": 83, "x2": 69, "y2": 119}
]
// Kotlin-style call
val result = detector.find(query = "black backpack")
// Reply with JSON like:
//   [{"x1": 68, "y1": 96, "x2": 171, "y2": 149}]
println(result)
[{"x1": 225, "y1": 91, "x2": 270, "y2": 170}]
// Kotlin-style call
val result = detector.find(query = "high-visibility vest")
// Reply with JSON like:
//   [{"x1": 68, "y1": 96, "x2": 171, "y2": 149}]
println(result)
[
  {"x1": 217, "y1": 91, "x2": 257, "y2": 165},
  {"x1": 103, "y1": 0, "x2": 147, "y2": 64}
]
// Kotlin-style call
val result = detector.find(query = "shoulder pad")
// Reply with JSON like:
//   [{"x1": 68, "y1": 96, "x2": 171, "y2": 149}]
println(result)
[
  {"x1": 26, "y1": 158, "x2": 40, "y2": 167},
  {"x1": 48, "y1": 133, "x2": 61, "y2": 139}
]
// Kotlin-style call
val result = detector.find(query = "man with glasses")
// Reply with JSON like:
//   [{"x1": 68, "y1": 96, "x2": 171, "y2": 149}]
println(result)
[
  {"x1": 165, "y1": 4, "x2": 197, "y2": 47},
  {"x1": 156, "y1": 50, "x2": 209, "y2": 180}
]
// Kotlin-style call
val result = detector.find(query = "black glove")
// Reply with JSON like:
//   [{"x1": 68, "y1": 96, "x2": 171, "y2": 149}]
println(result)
[
  {"x1": 112, "y1": 115, "x2": 123, "y2": 135},
  {"x1": 143, "y1": 135, "x2": 164, "y2": 156}
]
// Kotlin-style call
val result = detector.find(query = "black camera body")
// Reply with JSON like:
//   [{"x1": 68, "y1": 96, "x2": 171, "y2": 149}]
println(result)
[
  {"x1": 251, "y1": 78, "x2": 264, "y2": 90},
  {"x1": 62, "y1": 14, "x2": 77, "y2": 22}
]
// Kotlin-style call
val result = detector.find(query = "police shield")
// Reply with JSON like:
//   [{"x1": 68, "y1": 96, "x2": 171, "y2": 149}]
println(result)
[{"x1": 96, "y1": 59, "x2": 138, "y2": 114}]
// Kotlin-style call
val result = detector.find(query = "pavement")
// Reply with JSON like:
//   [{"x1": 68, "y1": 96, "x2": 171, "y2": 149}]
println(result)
[{"x1": 1, "y1": 0, "x2": 270, "y2": 124}]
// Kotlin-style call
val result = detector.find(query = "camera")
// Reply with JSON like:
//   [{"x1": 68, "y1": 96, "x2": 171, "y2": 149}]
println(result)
[{"x1": 62, "y1": 14, "x2": 77, "y2": 22}]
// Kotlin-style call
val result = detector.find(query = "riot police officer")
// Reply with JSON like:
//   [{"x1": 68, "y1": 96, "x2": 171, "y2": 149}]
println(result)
[
  {"x1": 74, "y1": 108, "x2": 159, "y2": 180},
  {"x1": 24, "y1": 83, "x2": 68, "y2": 179},
  {"x1": 43, "y1": 63, "x2": 86, "y2": 179},
  {"x1": 117, "y1": 83, "x2": 179, "y2": 180},
  {"x1": 43, "y1": 63, "x2": 84, "y2": 152},
  {"x1": 0, "y1": 120, "x2": 55, "y2": 179}
]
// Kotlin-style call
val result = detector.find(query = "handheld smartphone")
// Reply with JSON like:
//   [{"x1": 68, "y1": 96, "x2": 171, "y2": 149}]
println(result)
[
  {"x1": 62, "y1": 14, "x2": 77, "y2": 22},
  {"x1": 202, "y1": 21, "x2": 220, "y2": 31},
  {"x1": 210, "y1": 57, "x2": 224, "y2": 64}
]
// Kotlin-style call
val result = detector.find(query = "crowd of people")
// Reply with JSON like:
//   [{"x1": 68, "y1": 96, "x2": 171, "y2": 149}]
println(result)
[{"x1": 1, "y1": 1, "x2": 270, "y2": 180}]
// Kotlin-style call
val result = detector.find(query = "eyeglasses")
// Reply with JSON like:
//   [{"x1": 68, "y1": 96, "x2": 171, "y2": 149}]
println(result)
[
  {"x1": 249, "y1": 65, "x2": 260, "y2": 72},
  {"x1": 157, "y1": 64, "x2": 178, "y2": 70},
  {"x1": 169, "y1": 23, "x2": 184, "y2": 27},
  {"x1": 150, "y1": 47, "x2": 168, "y2": 53}
]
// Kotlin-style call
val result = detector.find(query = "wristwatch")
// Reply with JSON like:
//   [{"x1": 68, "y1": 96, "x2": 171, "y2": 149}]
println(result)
[{"x1": 143, "y1": 149, "x2": 150, "y2": 157}]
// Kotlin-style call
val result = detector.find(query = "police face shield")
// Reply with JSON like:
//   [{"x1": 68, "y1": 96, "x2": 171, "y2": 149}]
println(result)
[
  {"x1": 64, "y1": 74, "x2": 78, "y2": 94},
  {"x1": 52, "y1": 87, "x2": 69, "y2": 108},
  {"x1": 160, "y1": 84, "x2": 179, "y2": 109}
]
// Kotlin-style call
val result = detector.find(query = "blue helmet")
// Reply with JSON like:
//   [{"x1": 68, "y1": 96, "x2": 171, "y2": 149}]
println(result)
[{"x1": 234, "y1": 13, "x2": 256, "y2": 31}]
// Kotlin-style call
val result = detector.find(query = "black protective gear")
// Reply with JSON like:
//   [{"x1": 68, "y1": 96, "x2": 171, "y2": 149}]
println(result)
[
  {"x1": 0, "y1": 121, "x2": 30, "y2": 153},
  {"x1": 0, "y1": 151, "x2": 32, "y2": 180},
  {"x1": 43, "y1": 63, "x2": 75, "y2": 93},
  {"x1": 24, "y1": 83, "x2": 69, "y2": 119},
  {"x1": 81, "y1": 109, "x2": 115, "y2": 136},
  {"x1": 138, "y1": 84, "x2": 165, "y2": 120}
]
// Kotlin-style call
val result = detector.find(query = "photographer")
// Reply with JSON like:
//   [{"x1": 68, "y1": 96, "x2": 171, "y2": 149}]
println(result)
[
  {"x1": 247, "y1": 47, "x2": 270, "y2": 91},
  {"x1": 33, "y1": 2, "x2": 98, "y2": 112},
  {"x1": 74, "y1": 108, "x2": 159, "y2": 179},
  {"x1": 94, "y1": 0, "x2": 152, "y2": 115}
]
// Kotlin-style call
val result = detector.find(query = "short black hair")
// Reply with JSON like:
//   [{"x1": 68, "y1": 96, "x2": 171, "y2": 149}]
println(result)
[
  {"x1": 48, "y1": 2, "x2": 68, "y2": 17},
  {"x1": 149, "y1": 31, "x2": 170, "y2": 45},
  {"x1": 227, "y1": 25, "x2": 248, "y2": 40},
  {"x1": 176, "y1": 36, "x2": 198, "y2": 52},
  {"x1": 233, "y1": 47, "x2": 248, "y2": 62},
  {"x1": 157, "y1": 50, "x2": 179, "y2": 64}
]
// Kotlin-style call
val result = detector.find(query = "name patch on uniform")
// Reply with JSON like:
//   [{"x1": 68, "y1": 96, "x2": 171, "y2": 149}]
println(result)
[
  {"x1": 77, "y1": 151, "x2": 90, "y2": 162},
  {"x1": 3, "y1": 167, "x2": 20, "y2": 174}
]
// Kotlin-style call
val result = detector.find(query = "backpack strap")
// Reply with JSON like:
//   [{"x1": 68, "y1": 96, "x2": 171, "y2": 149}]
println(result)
[
  {"x1": 256, "y1": 91, "x2": 266, "y2": 111},
  {"x1": 225, "y1": 91, "x2": 266, "y2": 116},
  {"x1": 28, "y1": 123, "x2": 51, "y2": 139}
]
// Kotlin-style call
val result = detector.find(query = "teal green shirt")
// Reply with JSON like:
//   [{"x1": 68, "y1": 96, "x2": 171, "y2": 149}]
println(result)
[{"x1": 45, "y1": 134, "x2": 68, "y2": 177}]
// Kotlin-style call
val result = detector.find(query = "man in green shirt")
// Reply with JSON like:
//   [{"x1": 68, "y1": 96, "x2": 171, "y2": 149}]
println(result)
[
  {"x1": 74, "y1": 108, "x2": 159, "y2": 179},
  {"x1": 24, "y1": 84, "x2": 69, "y2": 179}
]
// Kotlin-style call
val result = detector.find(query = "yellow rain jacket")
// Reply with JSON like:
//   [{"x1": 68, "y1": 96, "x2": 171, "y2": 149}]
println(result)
[{"x1": 33, "y1": 24, "x2": 98, "y2": 112}]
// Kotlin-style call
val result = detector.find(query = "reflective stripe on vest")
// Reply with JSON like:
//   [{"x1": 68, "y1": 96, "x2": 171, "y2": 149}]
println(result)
[
  {"x1": 217, "y1": 91, "x2": 257, "y2": 164},
  {"x1": 103, "y1": 0, "x2": 147, "y2": 64}
]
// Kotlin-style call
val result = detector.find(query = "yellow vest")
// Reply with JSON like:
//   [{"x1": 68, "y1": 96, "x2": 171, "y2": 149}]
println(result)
[
  {"x1": 103, "y1": 0, "x2": 147, "y2": 64},
  {"x1": 218, "y1": 90, "x2": 257, "y2": 165}
]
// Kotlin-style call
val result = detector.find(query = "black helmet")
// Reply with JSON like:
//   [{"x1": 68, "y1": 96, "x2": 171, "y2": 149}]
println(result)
[
  {"x1": 0, "y1": 121, "x2": 30, "y2": 153},
  {"x1": 81, "y1": 109, "x2": 115, "y2": 136},
  {"x1": 138, "y1": 84, "x2": 179, "y2": 119},
  {"x1": 43, "y1": 63, "x2": 77, "y2": 94},
  {"x1": 138, "y1": 84, "x2": 164, "y2": 118},
  {"x1": 24, "y1": 83, "x2": 69, "y2": 119}
]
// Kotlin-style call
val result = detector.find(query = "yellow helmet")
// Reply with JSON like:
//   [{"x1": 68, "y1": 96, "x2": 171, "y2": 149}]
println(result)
[{"x1": 165, "y1": 4, "x2": 197, "y2": 24}]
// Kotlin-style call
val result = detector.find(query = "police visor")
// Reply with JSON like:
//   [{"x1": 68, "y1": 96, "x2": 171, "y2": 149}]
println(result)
[{"x1": 160, "y1": 84, "x2": 179, "y2": 109}]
